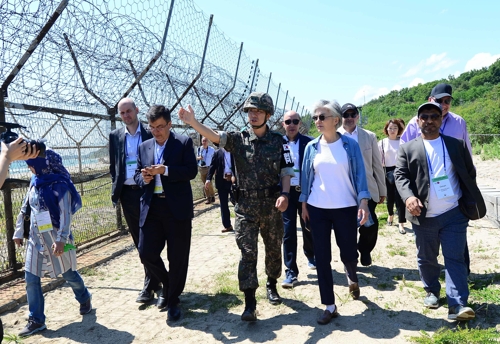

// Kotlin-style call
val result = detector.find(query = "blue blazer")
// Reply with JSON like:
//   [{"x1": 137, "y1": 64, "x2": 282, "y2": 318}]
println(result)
[{"x1": 134, "y1": 131, "x2": 198, "y2": 226}]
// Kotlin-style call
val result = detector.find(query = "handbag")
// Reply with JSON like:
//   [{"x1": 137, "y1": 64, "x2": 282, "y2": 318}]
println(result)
[
  {"x1": 385, "y1": 169, "x2": 395, "y2": 185},
  {"x1": 22, "y1": 199, "x2": 31, "y2": 239}
]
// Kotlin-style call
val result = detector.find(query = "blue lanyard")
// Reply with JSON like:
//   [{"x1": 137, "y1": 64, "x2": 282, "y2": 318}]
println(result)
[
  {"x1": 125, "y1": 134, "x2": 141, "y2": 158},
  {"x1": 155, "y1": 142, "x2": 166, "y2": 164},
  {"x1": 425, "y1": 136, "x2": 446, "y2": 176}
]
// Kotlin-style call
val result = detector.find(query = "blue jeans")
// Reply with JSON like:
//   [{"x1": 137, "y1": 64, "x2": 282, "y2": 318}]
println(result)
[
  {"x1": 412, "y1": 206, "x2": 469, "y2": 308},
  {"x1": 25, "y1": 270, "x2": 91, "y2": 324}
]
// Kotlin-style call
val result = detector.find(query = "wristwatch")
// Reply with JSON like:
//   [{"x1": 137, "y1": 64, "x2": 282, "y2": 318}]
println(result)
[{"x1": 280, "y1": 192, "x2": 290, "y2": 199}]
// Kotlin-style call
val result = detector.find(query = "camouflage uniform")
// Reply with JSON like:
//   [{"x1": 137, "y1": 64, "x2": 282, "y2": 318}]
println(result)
[{"x1": 219, "y1": 127, "x2": 294, "y2": 290}]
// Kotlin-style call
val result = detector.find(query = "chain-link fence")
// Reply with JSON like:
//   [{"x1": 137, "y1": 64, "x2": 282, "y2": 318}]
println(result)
[{"x1": 0, "y1": 0, "x2": 305, "y2": 281}]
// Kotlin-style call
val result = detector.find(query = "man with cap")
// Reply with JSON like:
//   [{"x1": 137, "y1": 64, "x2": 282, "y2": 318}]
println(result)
[
  {"x1": 400, "y1": 83, "x2": 473, "y2": 274},
  {"x1": 395, "y1": 101, "x2": 484, "y2": 321},
  {"x1": 177, "y1": 92, "x2": 294, "y2": 322},
  {"x1": 338, "y1": 103, "x2": 386, "y2": 267},
  {"x1": 280, "y1": 110, "x2": 315, "y2": 289}
]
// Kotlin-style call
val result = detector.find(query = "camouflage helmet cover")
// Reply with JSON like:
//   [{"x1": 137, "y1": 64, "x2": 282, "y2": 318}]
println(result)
[{"x1": 243, "y1": 92, "x2": 274, "y2": 116}]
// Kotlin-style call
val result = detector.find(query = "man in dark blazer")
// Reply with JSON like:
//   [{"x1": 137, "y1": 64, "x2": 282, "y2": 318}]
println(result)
[
  {"x1": 134, "y1": 105, "x2": 197, "y2": 322},
  {"x1": 395, "y1": 101, "x2": 485, "y2": 322},
  {"x1": 206, "y1": 148, "x2": 235, "y2": 232},
  {"x1": 109, "y1": 97, "x2": 159, "y2": 303},
  {"x1": 280, "y1": 111, "x2": 315, "y2": 288}
]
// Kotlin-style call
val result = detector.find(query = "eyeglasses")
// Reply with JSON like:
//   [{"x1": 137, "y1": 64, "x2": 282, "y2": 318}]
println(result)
[
  {"x1": 284, "y1": 119, "x2": 300, "y2": 125},
  {"x1": 148, "y1": 124, "x2": 168, "y2": 131},
  {"x1": 342, "y1": 112, "x2": 358, "y2": 118},
  {"x1": 312, "y1": 114, "x2": 333, "y2": 121},
  {"x1": 418, "y1": 114, "x2": 441, "y2": 121},
  {"x1": 435, "y1": 98, "x2": 451, "y2": 105}
]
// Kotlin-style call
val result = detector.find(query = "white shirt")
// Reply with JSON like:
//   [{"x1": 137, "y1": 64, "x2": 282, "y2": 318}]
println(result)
[
  {"x1": 338, "y1": 126, "x2": 359, "y2": 142},
  {"x1": 283, "y1": 135, "x2": 300, "y2": 186},
  {"x1": 307, "y1": 139, "x2": 357, "y2": 209},
  {"x1": 222, "y1": 149, "x2": 232, "y2": 175},
  {"x1": 197, "y1": 146, "x2": 215, "y2": 167},
  {"x1": 378, "y1": 138, "x2": 399, "y2": 167},
  {"x1": 124, "y1": 125, "x2": 142, "y2": 185},
  {"x1": 423, "y1": 137, "x2": 461, "y2": 217}
]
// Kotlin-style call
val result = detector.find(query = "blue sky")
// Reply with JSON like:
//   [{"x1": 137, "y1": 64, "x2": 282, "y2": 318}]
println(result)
[{"x1": 192, "y1": 0, "x2": 500, "y2": 111}]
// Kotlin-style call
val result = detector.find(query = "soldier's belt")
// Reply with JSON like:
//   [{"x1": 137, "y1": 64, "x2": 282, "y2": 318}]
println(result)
[{"x1": 240, "y1": 186, "x2": 279, "y2": 198}]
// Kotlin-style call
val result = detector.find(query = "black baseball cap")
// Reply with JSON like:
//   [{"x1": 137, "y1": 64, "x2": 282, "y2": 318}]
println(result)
[
  {"x1": 430, "y1": 83, "x2": 453, "y2": 99},
  {"x1": 341, "y1": 103, "x2": 358, "y2": 114},
  {"x1": 417, "y1": 102, "x2": 442, "y2": 115}
]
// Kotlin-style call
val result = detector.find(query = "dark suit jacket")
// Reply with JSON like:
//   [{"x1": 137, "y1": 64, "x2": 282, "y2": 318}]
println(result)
[
  {"x1": 206, "y1": 149, "x2": 235, "y2": 190},
  {"x1": 109, "y1": 124, "x2": 152, "y2": 205},
  {"x1": 395, "y1": 134, "x2": 485, "y2": 225},
  {"x1": 134, "y1": 132, "x2": 198, "y2": 227}
]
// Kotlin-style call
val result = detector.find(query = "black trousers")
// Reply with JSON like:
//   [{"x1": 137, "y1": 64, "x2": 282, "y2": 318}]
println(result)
[
  {"x1": 120, "y1": 186, "x2": 161, "y2": 292},
  {"x1": 358, "y1": 199, "x2": 379, "y2": 254},
  {"x1": 138, "y1": 196, "x2": 192, "y2": 307},
  {"x1": 218, "y1": 183, "x2": 232, "y2": 229}
]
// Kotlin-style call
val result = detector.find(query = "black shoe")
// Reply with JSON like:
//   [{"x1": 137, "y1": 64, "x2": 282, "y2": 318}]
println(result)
[
  {"x1": 79, "y1": 294, "x2": 92, "y2": 315},
  {"x1": 167, "y1": 305, "x2": 181, "y2": 321},
  {"x1": 241, "y1": 289, "x2": 257, "y2": 321},
  {"x1": 156, "y1": 289, "x2": 168, "y2": 309},
  {"x1": 266, "y1": 280, "x2": 282, "y2": 305},
  {"x1": 360, "y1": 252, "x2": 372, "y2": 267},
  {"x1": 136, "y1": 289, "x2": 154, "y2": 303}
]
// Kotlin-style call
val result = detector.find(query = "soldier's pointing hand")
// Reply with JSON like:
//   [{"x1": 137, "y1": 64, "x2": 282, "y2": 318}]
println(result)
[{"x1": 178, "y1": 105, "x2": 195, "y2": 125}]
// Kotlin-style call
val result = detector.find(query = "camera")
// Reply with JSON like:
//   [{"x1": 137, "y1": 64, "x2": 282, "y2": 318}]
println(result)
[{"x1": 0, "y1": 122, "x2": 46, "y2": 158}]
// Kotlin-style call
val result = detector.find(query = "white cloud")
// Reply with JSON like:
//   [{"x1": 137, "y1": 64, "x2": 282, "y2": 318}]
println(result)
[
  {"x1": 403, "y1": 53, "x2": 458, "y2": 77},
  {"x1": 440, "y1": 9, "x2": 448, "y2": 14},
  {"x1": 409, "y1": 78, "x2": 424, "y2": 87},
  {"x1": 464, "y1": 53, "x2": 500, "y2": 72},
  {"x1": 353, "y1": 85, "x2": 390, "y2": 103},
  {"x1": 392, "y1": 84, "x2": 403, "y2": 91},
  {"x1": 453, "y1": 70, "x2": 461, "y2": 78}
]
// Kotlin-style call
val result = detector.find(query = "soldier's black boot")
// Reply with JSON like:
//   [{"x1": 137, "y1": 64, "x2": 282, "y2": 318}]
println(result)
[
  {"x1": 241, "y1": 289, "x2": 257, "y2": 321},
  {"x1": 266, "y1": 278, "x2": 282, "y2": 305}
]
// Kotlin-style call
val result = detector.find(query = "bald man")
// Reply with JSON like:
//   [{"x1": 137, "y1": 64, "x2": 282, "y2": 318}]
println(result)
[
  {"x1": 109, "y1": 98, "x2": 160, "y2": 304},
  {"x1": 281, "y1": 111, "x2": 315, "y2": 288}
]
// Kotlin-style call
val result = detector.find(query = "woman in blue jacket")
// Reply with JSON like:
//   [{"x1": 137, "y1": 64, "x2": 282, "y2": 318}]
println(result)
[{"x1": 300, "y1": 100, "x2": 370, "y2": 325}]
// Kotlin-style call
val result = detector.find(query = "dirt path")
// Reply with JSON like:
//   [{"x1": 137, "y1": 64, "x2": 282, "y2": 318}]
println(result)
[{"x1": 2, "y1": 156, "x2": 500, "y2": 343}]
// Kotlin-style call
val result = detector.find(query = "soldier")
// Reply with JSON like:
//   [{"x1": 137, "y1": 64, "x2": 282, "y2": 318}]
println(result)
[{"x1": 178, "y1": 92, "x2": 294, "y2": 322}]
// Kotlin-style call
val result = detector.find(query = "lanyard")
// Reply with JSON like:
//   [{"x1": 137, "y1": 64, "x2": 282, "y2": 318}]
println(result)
[
  {"x1": 125, "y1": 134, "x2": 141, "y2": 158},
  {"x1": 155, "y1": 142, "x2": 166, "y2": 164},
  {"x1": 425, "y1": 136, "x2": 446, "y2": 176}
]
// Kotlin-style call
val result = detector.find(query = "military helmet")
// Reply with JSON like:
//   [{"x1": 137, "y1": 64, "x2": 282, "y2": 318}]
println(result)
[{"x1": 243, "y1": 92, "x2": 274, "y2": 116}]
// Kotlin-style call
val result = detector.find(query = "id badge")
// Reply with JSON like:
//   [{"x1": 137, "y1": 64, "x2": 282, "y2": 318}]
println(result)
[
  {"x1": 291, "y1": 168, "x2": 299, "y2": 186},
  {"x1": 126, "y1": 160, "x2": 137, "y2": 179},
  {"x1": 154, "y1": 175, "x2": 164, "y2": 194},
  {"x1": 432, "y1": 175, "x2": 454, "y2": 199},
  {"x1": 35, "y1": 211, "x2": 53, "y2": 233}
]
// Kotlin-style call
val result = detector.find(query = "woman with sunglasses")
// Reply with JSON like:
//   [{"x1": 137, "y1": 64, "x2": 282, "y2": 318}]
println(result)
[
  {"x1": 378, "y1": 119, "x2": 407, "y2": 234},
  {"x1": 299, "y1": 100, "x2": 370, "y2": 325}
]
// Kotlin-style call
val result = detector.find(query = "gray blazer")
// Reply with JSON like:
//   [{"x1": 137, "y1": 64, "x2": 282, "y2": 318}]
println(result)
[
  {"x1": 357, "y1": 127, "x2": 386, "y2": 202},
  {"x1": 395, "y1": 134, "x2": 485, "y2": 225}
]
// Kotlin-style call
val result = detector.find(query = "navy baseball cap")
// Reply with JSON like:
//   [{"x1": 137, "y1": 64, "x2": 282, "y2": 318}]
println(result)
[
  {"x1": 341, "y1": 103, "x2": 358, "y2": 114},
  {"x1": 417, "y1": 102, "x2": 442, "y2": 115},
  {"x1": 430, "y1": 83, "x2": 453, "y2": 99}
]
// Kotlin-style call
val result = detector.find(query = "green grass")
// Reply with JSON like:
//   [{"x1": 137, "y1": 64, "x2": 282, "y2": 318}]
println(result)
[
  {"x1": 386, "y1": 243, "x2": 407, "y2": 257},
  {"x1": 408, "y1": 326, "x2": 500, "y2": 343},
  {"x1": 2, "y1": 332, "x2": 25, "y2": 343}
]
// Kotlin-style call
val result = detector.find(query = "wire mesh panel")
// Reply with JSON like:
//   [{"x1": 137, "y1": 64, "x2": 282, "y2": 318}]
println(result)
[{"x1": 0, "y1": 0, "x2": 305, "y2": 278}]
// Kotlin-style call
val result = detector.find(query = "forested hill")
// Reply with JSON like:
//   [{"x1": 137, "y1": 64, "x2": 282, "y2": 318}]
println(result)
[{"x1": 361, "y1": 58, "x2": 500, "y2": 140}]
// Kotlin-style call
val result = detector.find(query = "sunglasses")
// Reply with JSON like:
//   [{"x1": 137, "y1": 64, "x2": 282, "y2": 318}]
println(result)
[
  {"x1": 435, "y1": 98, "x2": 451, "y2": 105},
  {"x1": 284, "y1": 119, "x2": 300, "y2": 125},
  {"x1": 342, "y1": 112, "x2": 358, "y2": 118},
  {"x1": 418, "y1": 114, "x2": 441, "y2": 121},
  {"x1": 312, "y1": 114, "x2": 333, "y2": 121}
]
